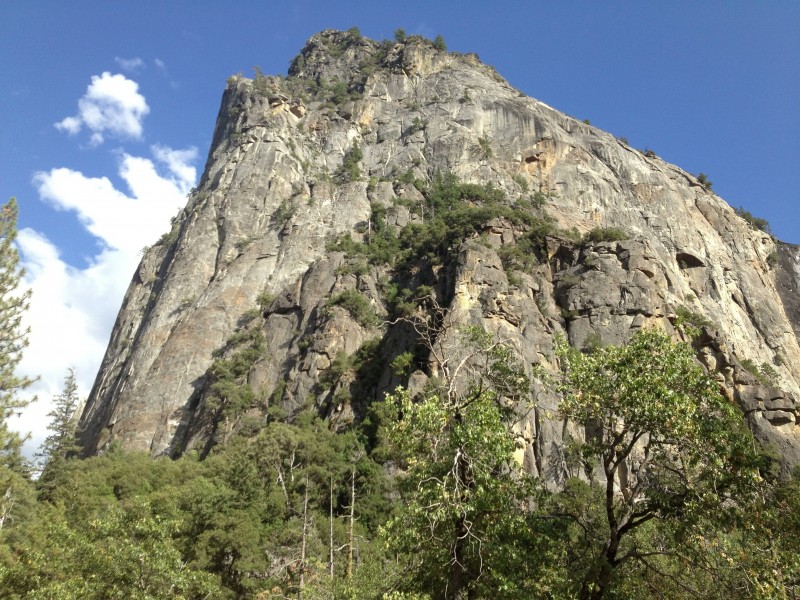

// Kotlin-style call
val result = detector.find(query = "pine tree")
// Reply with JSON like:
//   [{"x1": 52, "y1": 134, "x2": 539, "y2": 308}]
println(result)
[
  {"x1": 37, "y1": 367, "x2": 80, "y2": 489},
  {"x1": 0, "y1": 198, "x2": 35, "y2": 529}
]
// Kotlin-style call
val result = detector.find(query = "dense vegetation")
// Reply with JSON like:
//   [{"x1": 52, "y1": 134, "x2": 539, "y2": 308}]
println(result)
[{"x1": 0, "y1": 327, "x2": 798, "y2": 599}]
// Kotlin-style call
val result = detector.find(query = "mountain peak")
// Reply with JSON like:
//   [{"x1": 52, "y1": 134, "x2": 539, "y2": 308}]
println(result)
[{"x1": 78, "y1": 29, "x2": 800, "y2": 477}]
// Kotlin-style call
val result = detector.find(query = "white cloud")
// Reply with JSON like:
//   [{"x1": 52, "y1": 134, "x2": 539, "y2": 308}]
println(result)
[
  {"x1": 154, "y1": 58, "x2": 166, "y2": 72},
  {"x1": 11, "y1": 145, "x2": 197, "y2": 456},
  {"x1": 115, "y1": 56, "x2": 144, "y2": 71},
  {"x1": 54, "y1": 72, "x2": 150, "y2": 144}
]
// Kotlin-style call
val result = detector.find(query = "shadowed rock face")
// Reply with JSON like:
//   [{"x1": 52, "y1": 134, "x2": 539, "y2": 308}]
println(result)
[{"x1": 78, "y1": 30, "x2": 800, "y2": 478}]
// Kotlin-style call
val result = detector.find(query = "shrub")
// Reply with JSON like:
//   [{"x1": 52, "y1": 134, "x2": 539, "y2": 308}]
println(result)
[
  {"x1": 409, "y1": 116, "x2": 428, "y2": 134},
  {"x1": 256, "y1": 291, "x2": 276, "y2": 310},
  {"x1": 767, "y1": 251, "x2": 778, "y2": 267},
  {"x1": 674, "y1": 305, "x2": 714, "y2": 334},
  {"x1": 390, "y1": 351, "x2": 415, "y2": 376},
  {"x1": 741, "y1": 358, "x2": 780, "y2": 387},
  {"x1": 252, "y1": 66, "x2": 269, "y2": 96},
  {"x1": 394, "y1": 28, "x2": 407, "y2": 43},
  {"x1": 696, "y1": 172, "x2": 713, "y2": 190},
  {"x1": 582, "y1": 227, "x2": 628, "y2": 244},
  {"x1": 477, "y1": 134, "x2": 492, "y2": 159},
  {"x1": 273, "y1": 199, "x2": 296, "y2": 226},
  {"x1": 335, "y1": 143, "x2": 363, "y2": 182},
  {"x1": 432, "y1": 34, "x2": 447, "y2": 51},
  {"x1": 327, "y1": 288, "x2": 379, "y2": 327},
  {"x1": 512, "y1": 174, "x2": 529, "y2": 193},
  {"x1": 735, "y1": 206, "x2": 771, "y2": 234}
]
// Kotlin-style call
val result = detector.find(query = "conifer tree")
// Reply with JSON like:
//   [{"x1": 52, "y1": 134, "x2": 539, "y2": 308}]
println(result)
[
  {"x1": 37, "y1": 367, "x2": 80, "y2": 489},
  {"x1": 0, "y1": 198, "x2": 35, "y2": 529}
]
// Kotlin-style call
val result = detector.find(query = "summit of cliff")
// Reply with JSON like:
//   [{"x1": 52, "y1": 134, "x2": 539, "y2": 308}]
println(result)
[{"x1": 78, "y1": 29, "x2": 800, "y2": 478}]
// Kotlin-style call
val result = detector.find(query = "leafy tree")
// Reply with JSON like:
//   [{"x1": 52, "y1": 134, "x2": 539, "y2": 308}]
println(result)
[
  {"x1": 381, "y1": 326, "x2": 555, "y2": 598},
  {"x1": 0, "y1": 501, "x2": 222, "y2": 599},
  {"x1": 0, "y1": 199, "x2": 35, "y2": 530},
  {"x1": 394, "y1": 28, "x2": 407, "y2": 43},
  {"x1": 432, "y1": 34, "x2": 447, "y2": 51},
  {"x1": 556, "y1": 329, "x2": 762, "y2": 599}
]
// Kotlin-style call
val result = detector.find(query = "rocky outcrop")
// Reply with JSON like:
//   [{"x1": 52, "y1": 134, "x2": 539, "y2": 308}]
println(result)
[{"x1": 79, "y1": 30, "x2": 800, "y2": 477}]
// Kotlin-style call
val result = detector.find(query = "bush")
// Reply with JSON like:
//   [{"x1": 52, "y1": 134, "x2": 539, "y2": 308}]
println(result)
[
  {"x1": 674, "y1": 305, "x2": 715, "y2": 334},
  {"x1": 335, "y1": 143, "x2": 363, "y2": 182},
  {"x1": 327, "y1": 288, "x2": 379, "y2": 327},
  {"x1": 696, "y1": 172, "x2": 713, "y2": 190},
  {"x1": 477, "y1": 134, "x2": 492, "y2": 159},
  {"x1": 735, "y1": 206, "x2": 771, "y2": 234},
  {"x1": 741, "y1": 358, "x2": 780, "y2": 387},
  {"x1": 582, "y1": 227, "x2": 628, "y2": 244},
  {"x1": 432, "y1": 34, "x2": 447, "y2": 51}
]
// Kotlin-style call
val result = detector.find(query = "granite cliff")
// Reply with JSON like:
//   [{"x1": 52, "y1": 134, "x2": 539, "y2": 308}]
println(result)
[{"x1": 78, "y1": 30, "x2": 800, "y2": 478}]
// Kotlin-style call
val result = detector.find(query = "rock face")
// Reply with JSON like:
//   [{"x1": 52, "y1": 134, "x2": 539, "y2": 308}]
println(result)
[{"x1": 79, "y1": 30, "x2": 800, "y2": 478}]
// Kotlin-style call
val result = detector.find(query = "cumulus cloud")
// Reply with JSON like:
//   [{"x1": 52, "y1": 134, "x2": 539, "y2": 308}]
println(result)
[
  {"x1": 55, "y1": 72, "x2": 149, "y2": 144},
  {"x1": 12, "y1": 145, "x2": 197, "y2": 455},
  {"x1": 115, "y1": 56, "x2": 144, "y2": 71}
]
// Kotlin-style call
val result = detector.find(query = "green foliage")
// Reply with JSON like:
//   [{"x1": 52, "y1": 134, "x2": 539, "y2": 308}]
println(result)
[
  {"x1": 408, "y1": 116, "x2": 428, "y2": 134},
  {"x1": 273, "y1": 198, "x2": 296, "y2": 226},
  {"x1": 766, "y1": 250, "x2": 778, "y2": 267},
  {"x1": 740, "y1": 358, "x2": 780, "y2": 387},
  {"x1": 556, "y1": 329, "x2": 763, "y2": 598},
  {"x1": 394, "y1": 28, "x2": 407, "y2": 43},
  {"x1": 674, "y1": 304, "x2": 715, "y2": 337},
  {"x1": 582, "y1": 226, "x2": 628, "y2": 244},
  {"x1": 390, "y1": 351, "x2": 415, "y2": 376},
  {"x1": 532, "y1": 190, "x2": 549, "y2": 207},
  {"x1": 322, "y1": 28, "x2": 363, "y2": 58},
  {"x1": 36, "y1": 368, "x2": 81, "y2": 494},
  {"x1": 205, "y1": 325, "x2": 265, "y2": 427},
  {"x1": 332, "y1": 172, "x2": 551, "y2": 273},
  {"x1": 256, "y1": 290, "x2": 275, "y2": 310},
  {"x1": 252, "y1": 65, "x2": 269, "y2": 96},
  {"x1": 0, "y1": 425, "x2": 390, "y2": 600},
  {"x1": 0, "y1": 199, "x2": 35, "y2": 479},
  {"x1": 512, "y1": 173, "x2": 529, "y2": 192},
  {"x1": 477, "y1": 133, "x2": 493, "y2": 159},
  {"x1": 0, "y1": 500, "x2": 222, "y2": 599},
  {"x1": 696, "y1": 172, "x2": 713, "y2": 190},
  {"x1": 326, "y1": 288, "x2": 379, "y2": 327},
  {"x1": 735, "y1": 206, "x2": 771, "y2": 234},
  {"x1": 432, "y1": 34, "x2": 447, "y2": 51},
  {"x1": 384, "y1": 387, "x2": 543, "y2": 597},
  {"x1": 157, "y1": 222, "x2": 180, "y2": 247},
  {"x1": 334, "y1": 143, "x2": 363, "y2": 183}
]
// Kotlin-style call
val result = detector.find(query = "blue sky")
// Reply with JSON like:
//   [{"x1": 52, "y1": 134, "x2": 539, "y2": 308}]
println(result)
[{"x1": 2, "y1": 1, "x2": 798, "y2": 453}]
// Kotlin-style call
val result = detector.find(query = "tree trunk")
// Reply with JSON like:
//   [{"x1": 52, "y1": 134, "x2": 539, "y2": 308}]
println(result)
[
  {"x1": 329, "y1": 476, "x2": 334, "y2": 578},
  {"x1": 299, "y1": 476, "x2": 309, "y2": 600},
  {"x1": 347, "y1": 466, "x2": 355, "y2": 579}
]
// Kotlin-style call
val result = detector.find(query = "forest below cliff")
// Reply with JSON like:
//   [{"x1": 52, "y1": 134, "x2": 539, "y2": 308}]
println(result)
[{"x1": 1, "y1": 329, "x2": 800, "y2": 599}]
